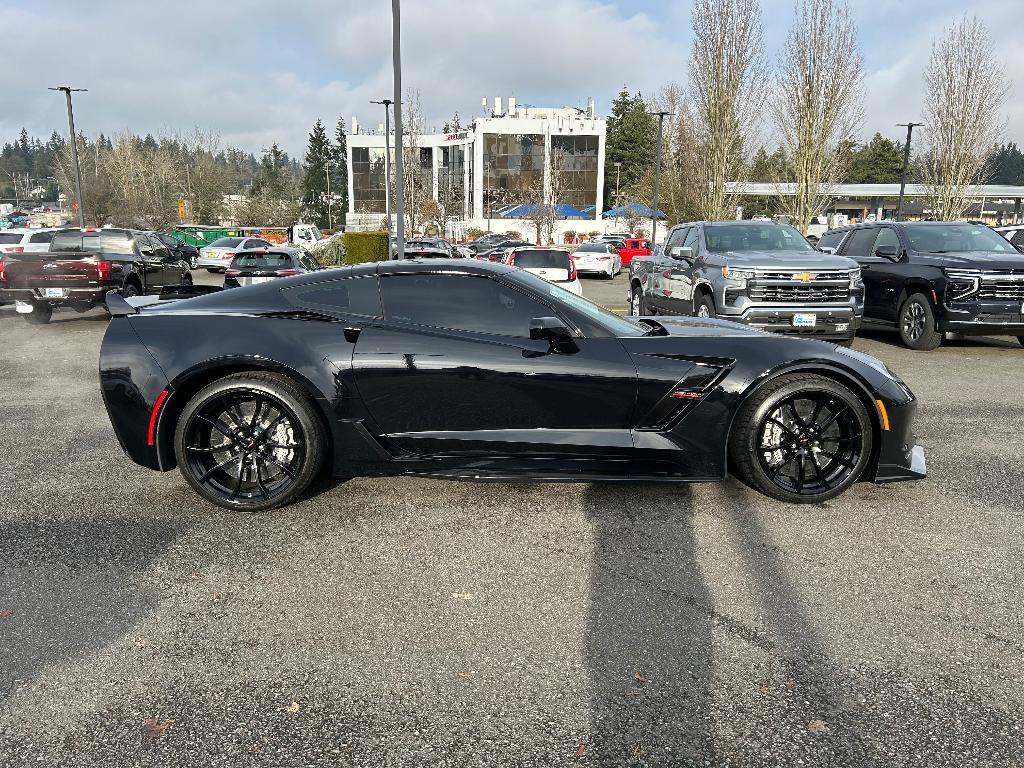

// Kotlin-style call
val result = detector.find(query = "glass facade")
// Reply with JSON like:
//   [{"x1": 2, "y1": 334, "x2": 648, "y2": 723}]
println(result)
[
  {"x1": 482, "y1": 133, "x2": 544, "y2": 213},
  {"x1": 351, "y1": 146, "x2": 388, "y2": 213},
  {"x1": 438, "y1": 144, "x2": 467, "y2": 217},
  {"x1": 551, "y1": 134, "x2": 599, "y2": 213}
]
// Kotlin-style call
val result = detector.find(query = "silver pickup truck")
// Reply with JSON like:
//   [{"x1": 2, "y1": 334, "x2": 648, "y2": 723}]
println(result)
[{"x1": 628, "y1": 220, "x2": 864, "y2": 344}]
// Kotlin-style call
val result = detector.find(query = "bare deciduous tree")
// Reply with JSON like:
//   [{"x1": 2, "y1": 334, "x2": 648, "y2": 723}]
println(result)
[
  {"x1": 920, "y1": 16, "x2": 1008, "y2": 220},
  {"x1": 774, "y1": 0, "x2": 863, "y2": 231},
  {"x1": 689, "y1": 0, "x2": 766, "y2": 220},
  {"x1": 636, "y1": 84, "x2": 702, "y2": 228}
]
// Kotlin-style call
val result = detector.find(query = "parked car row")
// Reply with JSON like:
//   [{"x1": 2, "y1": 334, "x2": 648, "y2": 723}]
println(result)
[{"x1": 628, "y1": 219, "x2": 1024, "y2": 351}]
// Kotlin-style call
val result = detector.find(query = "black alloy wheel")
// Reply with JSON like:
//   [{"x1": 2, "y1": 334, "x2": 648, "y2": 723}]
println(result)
[
  {"x1": 173, "y1": 372, "x2": 325, "y2": 511},
  {"x1": 695, "y1": 293, "x2": 715, "y2": 319},
  {"x1": 898, "y1": 293, "x2": 942, "y2": 350},
  {"x1": 730, "y1": 373, "x2": 873, "y2": 503},
  {"x1": 189, "y1": 255, "x2": 198, "y2": 270},
  {"x1": 630, "y1": 285, "x2": 645, "y2": 316}
]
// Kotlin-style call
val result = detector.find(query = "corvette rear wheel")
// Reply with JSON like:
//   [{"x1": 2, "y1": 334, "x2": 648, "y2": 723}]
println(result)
[
  {"x1": 729, "y1": 374, "x2": 873, "y2": 503},
  {"x1": 174, "y1": 372, "x2": 325, "y2": 512}
]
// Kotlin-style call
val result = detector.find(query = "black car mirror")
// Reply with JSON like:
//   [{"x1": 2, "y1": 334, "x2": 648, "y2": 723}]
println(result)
[
  {"x1": 529, "y1": 317, "x2": 573, "y2": 343},
  {"x1": 874, "y1": 244, "x2": 900, "y2": 259}
]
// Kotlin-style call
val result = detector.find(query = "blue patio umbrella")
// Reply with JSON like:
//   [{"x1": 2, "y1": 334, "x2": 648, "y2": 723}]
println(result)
[
  {"x1": 502, "y1": 203, "x2": 588, "y2": 218},
  {"x1": 602, "y1": 202, "x2": 667, "y2": 219}
]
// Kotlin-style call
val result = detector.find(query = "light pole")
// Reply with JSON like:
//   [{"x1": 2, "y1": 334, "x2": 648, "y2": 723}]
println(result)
[
  {"x1": 49, "y1": 86, "x2": 87, "y2": 227},
  {"x1": 370, "y1": 99, "x2": 393, "y2": 238},
  {"x1": 650, "y1": 111, "x2": 669, "y2": 241},
  {"x1": 391, "y1": 0, "x2": 405, "y2": 259},
  {"x1": 896, "y1": 122, "x2": 924, "y2": 221},
  {"x1": 614, "y1": 162, "x2": 622, "y2": 204},
  {"x1": 325, "y1": 156, "x2": 333, "y2": 230}
]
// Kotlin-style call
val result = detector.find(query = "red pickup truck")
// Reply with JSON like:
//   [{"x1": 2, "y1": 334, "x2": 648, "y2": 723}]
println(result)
[
  {"x1": 0, "y1": 228, "x2": 192, "y2": 324},
  {"x1": 617, "y1": 237, "x2": 652, "y2": 266}
]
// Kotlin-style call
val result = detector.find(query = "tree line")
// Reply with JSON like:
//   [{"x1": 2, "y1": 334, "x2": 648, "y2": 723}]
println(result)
[{"x1": 604, "y1": 1, "x2": 1014, "y2": 230}]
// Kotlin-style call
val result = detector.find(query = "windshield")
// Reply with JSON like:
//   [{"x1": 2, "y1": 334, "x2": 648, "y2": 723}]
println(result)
[
  {"x1": 705, "y1": 223, "x2": 814, "y2": 253},
  {"x1": 513, "y1": 249, "x2": 571, "y2": 269},
  {"x1": 511, "y1": 268, "x2": 646, "y2": 337},
  {"x1": 575, "y1": 242, "x2": 606, "y2": 252},
  {"x1": 210, "y1": 237, "x2": 244, "y2": 248},
  {"x1": 230, "y1": 252, "x2": 292, "y2": 269},
  {"x1": 904, "y1": 224, "x2": 1017, "y2": 253},
  {"x1": 0, "y1": 233, "x2": 22, "y2": 244}
]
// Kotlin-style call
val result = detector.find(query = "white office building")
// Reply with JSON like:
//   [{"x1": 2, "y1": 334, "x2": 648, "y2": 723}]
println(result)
[{"x1": 345, "y1": 97, "x2": 607, "y2": 240}]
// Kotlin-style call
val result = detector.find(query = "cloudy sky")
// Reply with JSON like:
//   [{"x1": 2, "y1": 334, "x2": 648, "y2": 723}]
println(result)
[{"x1": 2, "y1": 0, "x2": 1021, "y2": 159}]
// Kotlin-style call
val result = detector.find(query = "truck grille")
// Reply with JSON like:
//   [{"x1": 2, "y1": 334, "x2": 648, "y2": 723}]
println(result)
[
  {"x1": 747, "y1": 269, "x2": 852, "y2": 303},
  {"x1": 978, "y1": 272, "x2": 1024, "y2": 301}
]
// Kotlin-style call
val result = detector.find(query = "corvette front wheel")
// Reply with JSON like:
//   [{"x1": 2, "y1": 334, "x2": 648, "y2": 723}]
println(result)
[
  {"x1": 173, "y1": 371, "x2": 326, "y2": 512},
  {"x1": 729, "y1": 373, "x2": 874, "y2": 503}
]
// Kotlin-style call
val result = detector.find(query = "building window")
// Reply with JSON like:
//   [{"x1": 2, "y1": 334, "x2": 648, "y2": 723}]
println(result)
[
  {"x1": 551, "y1": 134, "x2": 599, "y2": 214},
  {"x1": 482, "y1": 133, "x2": 544, "y2": 215},
  {"x1": 352, "y1": 146, "x2": 388, "y2": 213},
  {"x1": 439, "y1": 144, "x2": 467, "y2": 218}
]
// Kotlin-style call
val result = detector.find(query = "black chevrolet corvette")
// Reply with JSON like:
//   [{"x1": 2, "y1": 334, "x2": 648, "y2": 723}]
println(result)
[{"x1": 99, "y1": 260, "x2": 926, "y2": 512}]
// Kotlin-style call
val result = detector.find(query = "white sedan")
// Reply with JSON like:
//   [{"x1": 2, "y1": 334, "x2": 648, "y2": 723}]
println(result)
[
  {"x1": 571, "y1": 241, "x2": 622, "y2": 278},
  {"x1": 506, "y1": 248, "x2": 583, "y2": 295},
  {"x1": 0, "y1": 227, "x2": 59, "y2": 255},
  {"x1": 196, "y1": 236, "x2": 274, "y2": 272}
]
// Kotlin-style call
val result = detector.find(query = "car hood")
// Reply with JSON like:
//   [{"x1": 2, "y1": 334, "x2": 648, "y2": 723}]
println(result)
[
  {"x1": 716, "y1": 250, "x2": 857, "y2": 269},
  {"x1": 912, "y1": 250, "x2": 1024, "y2": 270},
  {"x1": 636, "y1": 315, "x2": 765, "y2": 337}
]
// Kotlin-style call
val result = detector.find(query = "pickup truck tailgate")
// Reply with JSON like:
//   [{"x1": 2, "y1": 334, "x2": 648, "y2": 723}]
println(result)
[{"x1": 2, "y1": 251, "x2": 104, "y2": 287}]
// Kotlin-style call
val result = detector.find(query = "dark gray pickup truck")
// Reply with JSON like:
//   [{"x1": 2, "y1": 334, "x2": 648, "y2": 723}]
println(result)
[{"x1": 628, "y1": 220, "x2": 864, "y2": 343}]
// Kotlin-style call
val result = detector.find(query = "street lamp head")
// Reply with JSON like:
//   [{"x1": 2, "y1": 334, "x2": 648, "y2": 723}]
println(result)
[{"x1": 370, "y1": 99, "x2": 393, "y2": 106}]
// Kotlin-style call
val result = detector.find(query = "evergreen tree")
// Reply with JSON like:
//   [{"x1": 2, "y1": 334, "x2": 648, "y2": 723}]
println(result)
[
  {"x1": 332, "y1": 117, "x2": 349, "y2": 220},
  {"x1": 301, "y1": 119, "x2": 333, "y2": 228},
  {"x1": 987, "y1": 142, "x2": 1024, "y2": 184},
  {"x1": 603, "y1": 87, "x2": 656, "y2": 209},
  {"x1": 845, "y1": 133, "x2": 904, "y2": 184}
]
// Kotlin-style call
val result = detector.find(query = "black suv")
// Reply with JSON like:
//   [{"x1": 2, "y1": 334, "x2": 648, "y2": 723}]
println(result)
[{"x1": 827, "y1": 221, "x2": 1024, "y2": 350}]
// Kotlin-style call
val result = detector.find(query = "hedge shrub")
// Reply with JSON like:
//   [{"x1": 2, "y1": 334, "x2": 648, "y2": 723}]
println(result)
[{"x1": 343, "y1": 231, "x2": 389, "y2": 264}]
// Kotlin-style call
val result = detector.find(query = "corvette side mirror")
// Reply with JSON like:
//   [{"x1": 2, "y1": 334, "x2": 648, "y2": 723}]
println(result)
[{"x1": 530, "y1": 317, "x2": 572, "y2": 343}]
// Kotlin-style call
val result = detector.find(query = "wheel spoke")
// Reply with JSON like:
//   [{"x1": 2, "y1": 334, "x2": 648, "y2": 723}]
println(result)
[
  {"x1": 228, "y1": 454, "x2": 246, "y2": 500},
  {"x1": 248, "y1": 399, "x2": 264, "y2": 432},
  {"x1": 766, "y1": 417, "x2": 796, "y2": 437},
  {"x1": 254, "y1": 459, "x2": 271, "y2": 499},
  {"x1": 809, "y1": 454, "x2": 828, "y2": 489},
  {"x1": 817, "y1": 406, "x2": 848, "y2": 432},
  {"x1": 767, "y1": 453, "x2": 795, "y2": 478},
  {"x1": 808, "y1": 397, "x2": 824, "y2": 428},
  {"x1": 796, "y1": 453, "x2": 806, "y2": 492},
  {"x1": 819, "y1": 451, "x2": 856, "y2": 469},
  {"x1": 263, "y1": 452, "x2": 296, "y2": 478},
  {"x1": 196, "y1": 415, "x2": 234, "y2": 441},
  {"x1": 786, "y1": 401, "x2": 806, "y2": 428},
  {"x1": 186, "y1": 444, "x2": 231, "y2": 453},
  {"x1": 198, "y1": 452, "x2": 240, "y2": 484},
  {"x1": 253, "y1": 413, "x2": 287, "y2": 441}
]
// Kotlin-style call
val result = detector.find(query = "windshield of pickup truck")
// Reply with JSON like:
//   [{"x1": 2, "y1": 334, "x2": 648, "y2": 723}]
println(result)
[
  {"x1": 705, "y1": 223, "x2": 814, "y2": 253},
  {"x1": 904, "y1": 224, "x2": 1018, "y2": 253},
  {"x1": 49, "y1": 230, "x2": 133, "y2": 253}
]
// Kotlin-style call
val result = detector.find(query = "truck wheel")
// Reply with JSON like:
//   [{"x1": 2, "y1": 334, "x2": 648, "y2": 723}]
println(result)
[
  {"x1": 729, "y1": 373, "x2": 874, "y2": 503},
  {"x1": 898, "y1": 293, "x2": 942, "y2": 350},
  {"x1": 189, "y1": 255, "x2": 198, "y2": 270},
  {"x1": 695, "y1": 293, "x2": 715, "y2": 319},
  {"x1": 23, "y1": 303, "x2": 53, "y2": 325},
  {"x1": 630, "y1": 285, "x2": 646, "y2": 316},
  {"x1": 173, "y1": 371, "x2": 327, "y2": 512},
  {"x1": 180, "y1": 271, "x2": 194, "y2": 286},
  {"x1": 120, "y1": 283, "x2": 139, "y2": 298}
]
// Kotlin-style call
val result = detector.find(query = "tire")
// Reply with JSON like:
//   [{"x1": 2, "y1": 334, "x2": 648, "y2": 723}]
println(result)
[
  {"x1": 898, "y1": 293, "x2": 942, "y2": 350},
  {"x1": 729, "y1": 373, "x2": 874, "y2": 504},
  {"x1": 189, "y1": 256, "x2": 198, "y2": 270},
  {"x1": 180, "y1": 271, "x2": 194, "y2": 286},
  {"x1": 1017, "y1": 336, "x2": 1024, "y2": 348},
  {"x1": 120, "y1": 283, "x2": 139, "y2": 298},
  {"x1": 23, "y1": 303, "x2": 53, "y2": 325},
  {"x1": 206, "y1": 268, "x2": 218, "y2": 273},
  {"x1": 173, "y1": 371, "x2": 327, "y2": 512},
  {"x1": 695, "y1": 292, "x2": 715, "y2": 319},
  {"x1": 630, "y1": 285, "x2": 646, "y2": 316}
]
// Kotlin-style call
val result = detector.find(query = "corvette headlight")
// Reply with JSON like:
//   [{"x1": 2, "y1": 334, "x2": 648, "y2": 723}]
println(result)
[{"x1": 943, "y1": 268, "x2": 981, "y2": 302}]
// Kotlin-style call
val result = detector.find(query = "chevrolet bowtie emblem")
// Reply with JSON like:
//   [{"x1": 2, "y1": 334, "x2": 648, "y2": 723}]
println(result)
[{"x1": 794, "y1": 272, "x2": 815, "y2": 282}]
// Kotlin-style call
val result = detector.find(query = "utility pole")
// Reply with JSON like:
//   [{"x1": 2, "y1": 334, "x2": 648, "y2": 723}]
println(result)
[
  {"x1": 896, "y1": 122, "x2": 924, "y2": 221},
  {"x1": 391, "y1": 0, "x2": 405, "y2": 259},
  {"x1": 650, "y1": 111, "x2": 669, "y2": 242},
  {"x1": 49, "y1": 86, "x2": 87, "y2": 227},
  {"x1": 325, "y1": 156, "x2": 333, "y2": 230},
  {"x1": 614, "y1": 161, "x2": 622, "y2": 203},
  {"x1": 370, "y1": 99, "x2": 393, "y2": 239}
]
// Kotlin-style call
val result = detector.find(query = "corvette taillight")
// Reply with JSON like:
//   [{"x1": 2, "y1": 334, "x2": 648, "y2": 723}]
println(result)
[
  {"x1": 95, "y1": 260, "x2": 111, "y2": 281},
  {"x1": 275, "y1": 269, "x2": 299, "y2": 276}
]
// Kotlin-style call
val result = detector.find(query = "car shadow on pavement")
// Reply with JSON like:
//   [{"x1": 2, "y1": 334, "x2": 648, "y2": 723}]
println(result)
[
  {"x1": 0, "y1": 516, "x2": 183, "y2": 706},
  {"x1": 581, "y1": 481, "x2": 898, "y2": 766}
]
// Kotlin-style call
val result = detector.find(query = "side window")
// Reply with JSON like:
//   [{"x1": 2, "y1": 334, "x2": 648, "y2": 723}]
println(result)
[
  {"x1": 665, "y1": 227, "x2": 688, "y2": 252},
  {"x1": 817, "y1": 231, "x2": 843, "y2": 250},
  {"x1": 379, "y1": 274, "x2": 551, "y2": 338},
  {"x1": 682, "y1": 227, "x2": 699, "y2": 251},
  {"x1": 136, "y1": 235, "x2": 154, "y2": 256},
  {"x1": 286, "y1": 276, "x2": 382, "y2": 317},
  {"x1": 872, "y1": 227, "x2": 901, "y2": 254},
  {"x1": 842, "y1": 228, "x2": 878, "y2": 258},
  {"x1": 30, "y1": 231, "x2": 55, "y2": 244}
]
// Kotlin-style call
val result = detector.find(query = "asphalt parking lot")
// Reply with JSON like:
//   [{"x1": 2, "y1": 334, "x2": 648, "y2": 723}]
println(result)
[{"x1": 1, "y1": 271, "x2": 1022, "y2": 766}]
